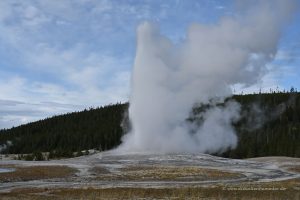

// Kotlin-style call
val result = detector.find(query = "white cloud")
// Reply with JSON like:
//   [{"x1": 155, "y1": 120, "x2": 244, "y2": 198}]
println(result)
[
  {"x1": 0, "y1": 98, "x2": 81, "y2": 129},
  {"x1": 22, "y1": 5, "x2": 50, "y2": 26},
  {"x1": 275, "y1": 50, "x2": 299, "y2": 62},
  {"x1": 89, "y1": 0, "x2": 113, "y2": 14},
  {"x1": 22, "y1": 42, "x2": 131, "y2": 97},
  {"x1": 0, "y1": 73, "x2": 128, "y2": 129},
  {"x1": 0, "y1": 1, "x2": 13, "y2": 22},
  {"x1": 232, "y1": 63, "x2": 295, "y2": 94},
  {"x1": 216, "y1": 6, "x2": 225, "y2": 10},
  {"x1": 0, "y1": 0, "x2": 298, "y2": 130},
  {"x1": 0, "y1": 49, "x2": 130, "y2": 128}
]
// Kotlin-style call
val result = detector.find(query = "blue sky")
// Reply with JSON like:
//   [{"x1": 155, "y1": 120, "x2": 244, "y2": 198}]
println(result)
[{"x1": 0, "y1": 0, "x2": 299, "y2": 129}]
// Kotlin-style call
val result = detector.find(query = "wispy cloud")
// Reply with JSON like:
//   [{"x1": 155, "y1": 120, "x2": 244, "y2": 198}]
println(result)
[{"x1": 0, "y1": 0, "x2": 298, "y2": 129}]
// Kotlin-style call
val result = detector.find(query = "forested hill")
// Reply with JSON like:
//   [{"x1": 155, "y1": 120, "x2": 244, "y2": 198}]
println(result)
[
  {"x1": 0, "y1": 103, "x2": 128, "y2": 157},
  {"x1": 0, "y1": 92, "x2": 300, "y2": 159}
]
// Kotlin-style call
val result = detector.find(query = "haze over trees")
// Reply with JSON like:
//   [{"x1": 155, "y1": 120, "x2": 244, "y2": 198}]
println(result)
[{"x1": 0, "y1": 91, "x2": 299, "y2": 159}]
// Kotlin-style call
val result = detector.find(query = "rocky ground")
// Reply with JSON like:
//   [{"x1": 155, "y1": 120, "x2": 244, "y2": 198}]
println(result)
[{"x1": 0, "y1": 151, "x2": 300, "y2": 199}]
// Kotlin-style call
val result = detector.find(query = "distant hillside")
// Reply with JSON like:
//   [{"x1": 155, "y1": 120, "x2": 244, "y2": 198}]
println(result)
[
  {"x1": 0, "y1": 103, "x2": 128, "y2": 157},
  {"x1": 224, "y1": 92, "x2": 300, "y2": 158},
  {"x1": 0, "y1": 92, "x2": 299, "y2": 159}
]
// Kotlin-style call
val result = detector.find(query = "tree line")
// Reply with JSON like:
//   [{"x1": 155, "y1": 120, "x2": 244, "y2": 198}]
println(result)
[
  {"x1": 0, "y1": 92, "x2": 299, "y2": 159},
  {"x1": 0, "y1": 103, "x2": 128, "y2": 158}
]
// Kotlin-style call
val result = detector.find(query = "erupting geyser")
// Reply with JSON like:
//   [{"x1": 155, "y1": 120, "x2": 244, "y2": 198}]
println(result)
[{"x1": 118, "y1": 0, "x2": 297, "y2": 153}]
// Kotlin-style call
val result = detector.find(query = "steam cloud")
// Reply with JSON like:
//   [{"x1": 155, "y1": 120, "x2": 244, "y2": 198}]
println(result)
[{"x1": 118, "y1": 0, "x2": 297, "y2": 153}]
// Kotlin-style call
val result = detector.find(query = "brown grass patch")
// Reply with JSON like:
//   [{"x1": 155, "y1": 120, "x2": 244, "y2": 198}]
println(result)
[
  {"x1": 254, "y1": 178, "x2": 300, "y2": 189},
  {"x1": 92, "y1": 165, "x2": 243, "y2": 181},
  {"x1": 0, "y1": 165, "x2": 77, "y2": 182},
  {"x1": 90, "y1": 166, "x2": 111, "y2": 175},
  {"x1": 53, "y1": 185, "x2": 300, "y2": 200},
  {"x1": 2, "y1": 181, "x2": 300, "y2": 200},
  {"x1": 0, "y1": 188, "x2": 53, "y2": 200},
  {"x1": 286, "y1": 165, "x2": 300, "y2": 173}
]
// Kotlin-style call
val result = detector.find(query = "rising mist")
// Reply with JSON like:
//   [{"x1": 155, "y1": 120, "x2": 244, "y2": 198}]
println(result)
[{"x1": 118, "y1": 0, "x2": 297, "y2": 153}]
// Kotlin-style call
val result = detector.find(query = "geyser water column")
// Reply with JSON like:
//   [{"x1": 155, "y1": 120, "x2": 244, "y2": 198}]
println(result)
[{"x1": 118, "y1": 0, "x2": 297, "y2": 153}]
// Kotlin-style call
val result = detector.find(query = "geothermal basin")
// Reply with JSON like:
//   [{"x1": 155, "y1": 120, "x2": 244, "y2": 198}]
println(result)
[{"x1": 0, "y1": 152, "x2": 300, "y2": 199}]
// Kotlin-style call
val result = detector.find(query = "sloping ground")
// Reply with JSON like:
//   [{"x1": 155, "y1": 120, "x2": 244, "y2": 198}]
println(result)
[
  {"x1": 1, "y1": 93, "x2": 300, "y2": 160},
  {"x1": 0, "y1": 152, "x2": 300, "y2": 199}
]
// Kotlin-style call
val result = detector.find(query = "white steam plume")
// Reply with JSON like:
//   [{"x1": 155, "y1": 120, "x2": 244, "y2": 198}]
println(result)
[{"x1": 118, "y1": 0, "x2": 297, "y2": 153}]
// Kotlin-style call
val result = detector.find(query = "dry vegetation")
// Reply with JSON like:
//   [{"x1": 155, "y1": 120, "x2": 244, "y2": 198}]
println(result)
[
  {"x1": 90, "y1": 166, "x2": 111, "y2": 175},
  {"x1": 1, "y1": 179, "x2": 300, "y2": 200},
  {"x1": 0, "y1": 165, "x2": 77, "y2": 182},
  {"x1": 1, "y1": 160, "x2": 299, "y2": 199},
  {"x1": 286, "y1": 165, "x2": 300, "y2": 173},
  {"x1": 1, "y1": 164, "x2": 299, "y2": 199},
  {"x1": 91, "y1": 165, "x2": 243, "y2": 181}
]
